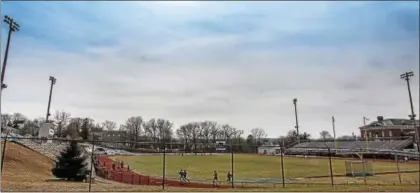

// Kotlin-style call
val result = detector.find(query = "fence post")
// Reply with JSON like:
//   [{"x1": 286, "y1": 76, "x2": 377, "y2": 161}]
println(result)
[
  {"x1": 361, "y1": 148, "x2": 367, "y2": 186},
  {"x1": 394, "y1": 151, "x2": 402, "y2": 184},
  {"x1": 162, "y1": 142, "x2": 166, "y2": 190},
  {"x1": 280, "y1": 145, "x2": 285, "y2": 188},
  {"x1": 1, "y1": 131, "x2": 9, "y2": 172},
  {"x1": 327, "y1": 147, "x2": 334, "y2": 186},
  {"x1": 88, "y1": 139, "x2": 95, "y2": 192},
  {"x1": 131, "y1": 173, "x2": 134, "y2": 184},
  {"x1": 231, "y1": 142, "x2": 234, "y2": 188},
  {"x1": 139, "y1": 175, "x2": 142, "y2": 185}
]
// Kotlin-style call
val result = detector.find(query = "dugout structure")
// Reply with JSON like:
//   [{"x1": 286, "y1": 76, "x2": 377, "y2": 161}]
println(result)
[{"x1": 345, "y1": 160, "x2": 374, "y2": 177}]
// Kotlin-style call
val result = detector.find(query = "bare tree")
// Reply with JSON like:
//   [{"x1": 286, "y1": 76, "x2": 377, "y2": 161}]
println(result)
[
  {"x1": 21, "y1": 119, "x2": 37, "y2": 136},
  {"x1": 209, "y1": 122, "x2": 219, "y2": 143},
  {"x1": 119, "y1": 124, "x2": 127, "y2": 131},
  {"x1": 125, "y1": 116, "x2": 143, "y2": 148},
  {"x1": 156, "y1": 118, "x2": 173, "y2": 143},
  {"x1": 176, "y1": 123, "x2": 193, "y2": 152},
  {"x1": 54, "y1": 110, "x2": 71, "y2": 137},
  {"x1": 65, "y1": 117, "x2": 84, "y2": 138},
  {"x1": 11, "y1": 113, "x2": 26, "y2": 126},
  {"x1": 191, "y1": 122, "x2": 202, "y2": 154},
  {"x1": 143, "y1": 118, "x2": 158, "y2": 142},
  {"x1": 91, "y1": 123, "x2": 103, "y2": 132},
  {"x1": 221, "y1": 124, "x2": 235, "y2": 140},
  {"x1": 250, "y1": 128, "x2": 267, "y2": 145},
  {"x1": 319, "y1": 130, "x2": 332, "y2": 140},
  {"x1": 200, "y1": 121, "x2": 213, "y2": 152},
  {"x1": 233, "y1": 129, "x2": 244, "y2": 141},
  {"x1": 1, "y1": 113, "x2": 12, "y2": 128},
  {"x1": 102, "y1": 120, "x2": 117, "y2": 131}
]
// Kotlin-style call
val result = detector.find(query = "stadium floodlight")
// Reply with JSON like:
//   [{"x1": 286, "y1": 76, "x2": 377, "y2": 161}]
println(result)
[
  {"x1": 293, "y1": 98, "x2": 300, "y2": 143},
  {"x1": 1, "y1": 15, "x2": 20, "y2": 90},
  {"x1": 46, "y1": 76, "x2": 57, "y2": 122}
]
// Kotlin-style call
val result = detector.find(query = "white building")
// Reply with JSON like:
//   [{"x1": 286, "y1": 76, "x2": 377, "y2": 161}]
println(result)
[
  {"x1": 257, "y1": 145, "x2": 281, "y2": 155},
  {"x1": 38, "y1": 122, "x2": 55, "y2": 143}
]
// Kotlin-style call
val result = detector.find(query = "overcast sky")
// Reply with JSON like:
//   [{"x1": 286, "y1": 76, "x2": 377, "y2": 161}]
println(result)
[{"x1": 1, "y1": 1, "x2": 419, "y2": 138}]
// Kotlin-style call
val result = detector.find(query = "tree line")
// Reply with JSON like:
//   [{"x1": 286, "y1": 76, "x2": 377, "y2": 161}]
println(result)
[{"x1": 1, "y1": 111, "x2": 357, "y2": 152}]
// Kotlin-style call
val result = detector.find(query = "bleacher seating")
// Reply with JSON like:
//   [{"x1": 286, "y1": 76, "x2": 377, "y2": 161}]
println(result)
[{"x1": 286, "y1": 138, "x2": 418, "y2": 159}]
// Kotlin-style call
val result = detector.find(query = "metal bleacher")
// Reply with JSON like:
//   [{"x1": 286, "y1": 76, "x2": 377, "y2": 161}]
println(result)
[{"x1": 286, "y1": 138, "x2": 418, "y2": 159}]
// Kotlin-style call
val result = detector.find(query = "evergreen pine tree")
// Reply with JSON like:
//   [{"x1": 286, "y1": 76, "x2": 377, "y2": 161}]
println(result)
[{"x1": 52, "y1": 140, "x2": 88, "y2": 181}]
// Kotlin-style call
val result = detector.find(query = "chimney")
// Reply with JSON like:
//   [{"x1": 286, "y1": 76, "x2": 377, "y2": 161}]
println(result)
[{"x1": 377, "y1": 116, "x2": 384, "y2": 122}]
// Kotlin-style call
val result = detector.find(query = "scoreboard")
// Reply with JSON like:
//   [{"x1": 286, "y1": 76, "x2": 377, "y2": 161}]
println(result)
[{"x1": 215, "y1": 140, "x2": 227, "y2": 151}]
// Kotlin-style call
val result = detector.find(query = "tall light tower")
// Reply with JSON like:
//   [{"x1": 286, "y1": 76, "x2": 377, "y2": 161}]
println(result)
[
  {"x1": 400, "y1": 71, "x2": 419, "y2": 150},
  {"x1": 1, "y1": 15, "x2": 20, "y2": 90},
  {"x1": 400, "y1": 71, "x2": 420, "y2": 192},
  {"x1": 293, "y1": 98, "x2": 300, "y2": 143},
  {"x1": 45, "y1": 76, "x2": 57, "y2": 122},
  {"x1": 332, "y1": 116, "x2": 337, "y2": 152}
]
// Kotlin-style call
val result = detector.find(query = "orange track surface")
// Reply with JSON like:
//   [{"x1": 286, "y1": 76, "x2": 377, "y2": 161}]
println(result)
[{"x1": 95, "y1": 156, "x2": 241, "y2": 189}]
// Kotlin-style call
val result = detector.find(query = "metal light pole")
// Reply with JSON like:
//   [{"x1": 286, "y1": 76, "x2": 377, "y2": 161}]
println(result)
[
  {"x1": 363, "y1": 117, "x2": 369, "y2": 151},
  {"x1": 400, "y1": 71, "x2": 420, "y2": 191},
  {"x1": 1, "y1": 15, "x2": 20, "y2": 90},
  {"x1": 45, "y1": 76, "x2": 57, "y2": 122},
  {"x1": 1, "y1": 131, "x2": 10, "y2": 172},
  {"x1": 332, "y1": 116, "x2": 337, "y2": 153},
  {"x1": 0, "y1": 16, "x2": 19, "y2": 133},
  {"x1": 400, "y1": 71, "x2": 419, "y2": 151},
  {"x1": 293, "y1": 98, "x2": 300, "y2": 143}
]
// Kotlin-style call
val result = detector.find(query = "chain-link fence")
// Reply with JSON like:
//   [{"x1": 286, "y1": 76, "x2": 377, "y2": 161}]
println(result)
[{"x1": 1, "y1": 135, "x2": 419, "y2": 192}]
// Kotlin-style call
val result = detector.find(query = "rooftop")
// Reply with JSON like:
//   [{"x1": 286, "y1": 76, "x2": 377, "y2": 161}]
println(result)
[{"x1": 360, "y1": 117, "x2": 420, "y2": 129}]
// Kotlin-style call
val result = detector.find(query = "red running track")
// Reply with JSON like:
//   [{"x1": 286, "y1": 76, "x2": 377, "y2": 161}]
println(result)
[{"x1": 95, "y1": 156, "x2": 245, "y2": 189}]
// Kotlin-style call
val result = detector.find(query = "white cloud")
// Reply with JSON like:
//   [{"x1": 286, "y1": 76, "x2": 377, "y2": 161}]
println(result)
[{"x1": 1, "y1": 1, "x2": 419, "y2": 138}]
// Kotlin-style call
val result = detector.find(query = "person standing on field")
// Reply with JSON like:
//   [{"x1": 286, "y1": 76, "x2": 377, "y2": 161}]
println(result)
[
  {"x1": 226, "y1": 172, "x2": 233, "y2": 184},
  {"x1": 213, "y1": 170, "x2": 219, "y2": 185},
  {"x1": 183, "y1": 170, "x2": 190, "y2": 182},
  {"x1": 179, "y1": 169, "x2": 184, "y2": 182}
]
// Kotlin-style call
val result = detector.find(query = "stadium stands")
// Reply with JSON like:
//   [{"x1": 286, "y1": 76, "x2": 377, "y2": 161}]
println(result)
[{"x1": 286, "y1": 138, "x2": 419, "y2": 159}]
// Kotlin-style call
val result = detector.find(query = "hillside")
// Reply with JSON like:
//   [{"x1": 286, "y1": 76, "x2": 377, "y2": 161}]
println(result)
[
  {"x1": 0, "y1": 141, "x2": 164, "y2": 192},
  {"x1": 2, "y1": 142, "x2": 55, "y2": 183}
]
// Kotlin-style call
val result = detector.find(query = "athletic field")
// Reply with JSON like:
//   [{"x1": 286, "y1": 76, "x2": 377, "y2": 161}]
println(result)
[{"x1": 111, "y1": 154, "x2": 419, "y2": 186}]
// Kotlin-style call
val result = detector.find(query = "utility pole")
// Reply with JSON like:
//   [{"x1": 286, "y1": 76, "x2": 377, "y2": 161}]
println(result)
[
  {"x1": 45, "y1": 76, "x2": 57, "y2": 122},
  {"x1": 293, "y1": 98, "x2": 300, "y2": 143},
  {"x1": 400, "y1": 71, "x2": 420, "y2": 192},
  {"x1": 1, "y1": 15, "x2": 20, "y2": 90}
]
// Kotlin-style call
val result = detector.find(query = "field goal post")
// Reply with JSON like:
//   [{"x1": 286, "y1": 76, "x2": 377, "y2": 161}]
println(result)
[{"x1": 345, "y1": 160, "x2": 374, "y2": 177}]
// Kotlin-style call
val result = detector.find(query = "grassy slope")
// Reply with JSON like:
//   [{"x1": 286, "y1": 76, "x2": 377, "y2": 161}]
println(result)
[{"x1": 0, "y1": 142, "x2": 164, "y2": 192}]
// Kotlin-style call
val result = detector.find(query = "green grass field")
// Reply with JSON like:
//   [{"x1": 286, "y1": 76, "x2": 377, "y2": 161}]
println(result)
[{"x1": 111, "y1": 154, "x2": 419, "y2": 186}]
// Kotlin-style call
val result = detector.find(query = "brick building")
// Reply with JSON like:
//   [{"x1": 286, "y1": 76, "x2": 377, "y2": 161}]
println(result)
[{"x1": 359, "y1": 116, "x2": 419, "y2": 140}]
